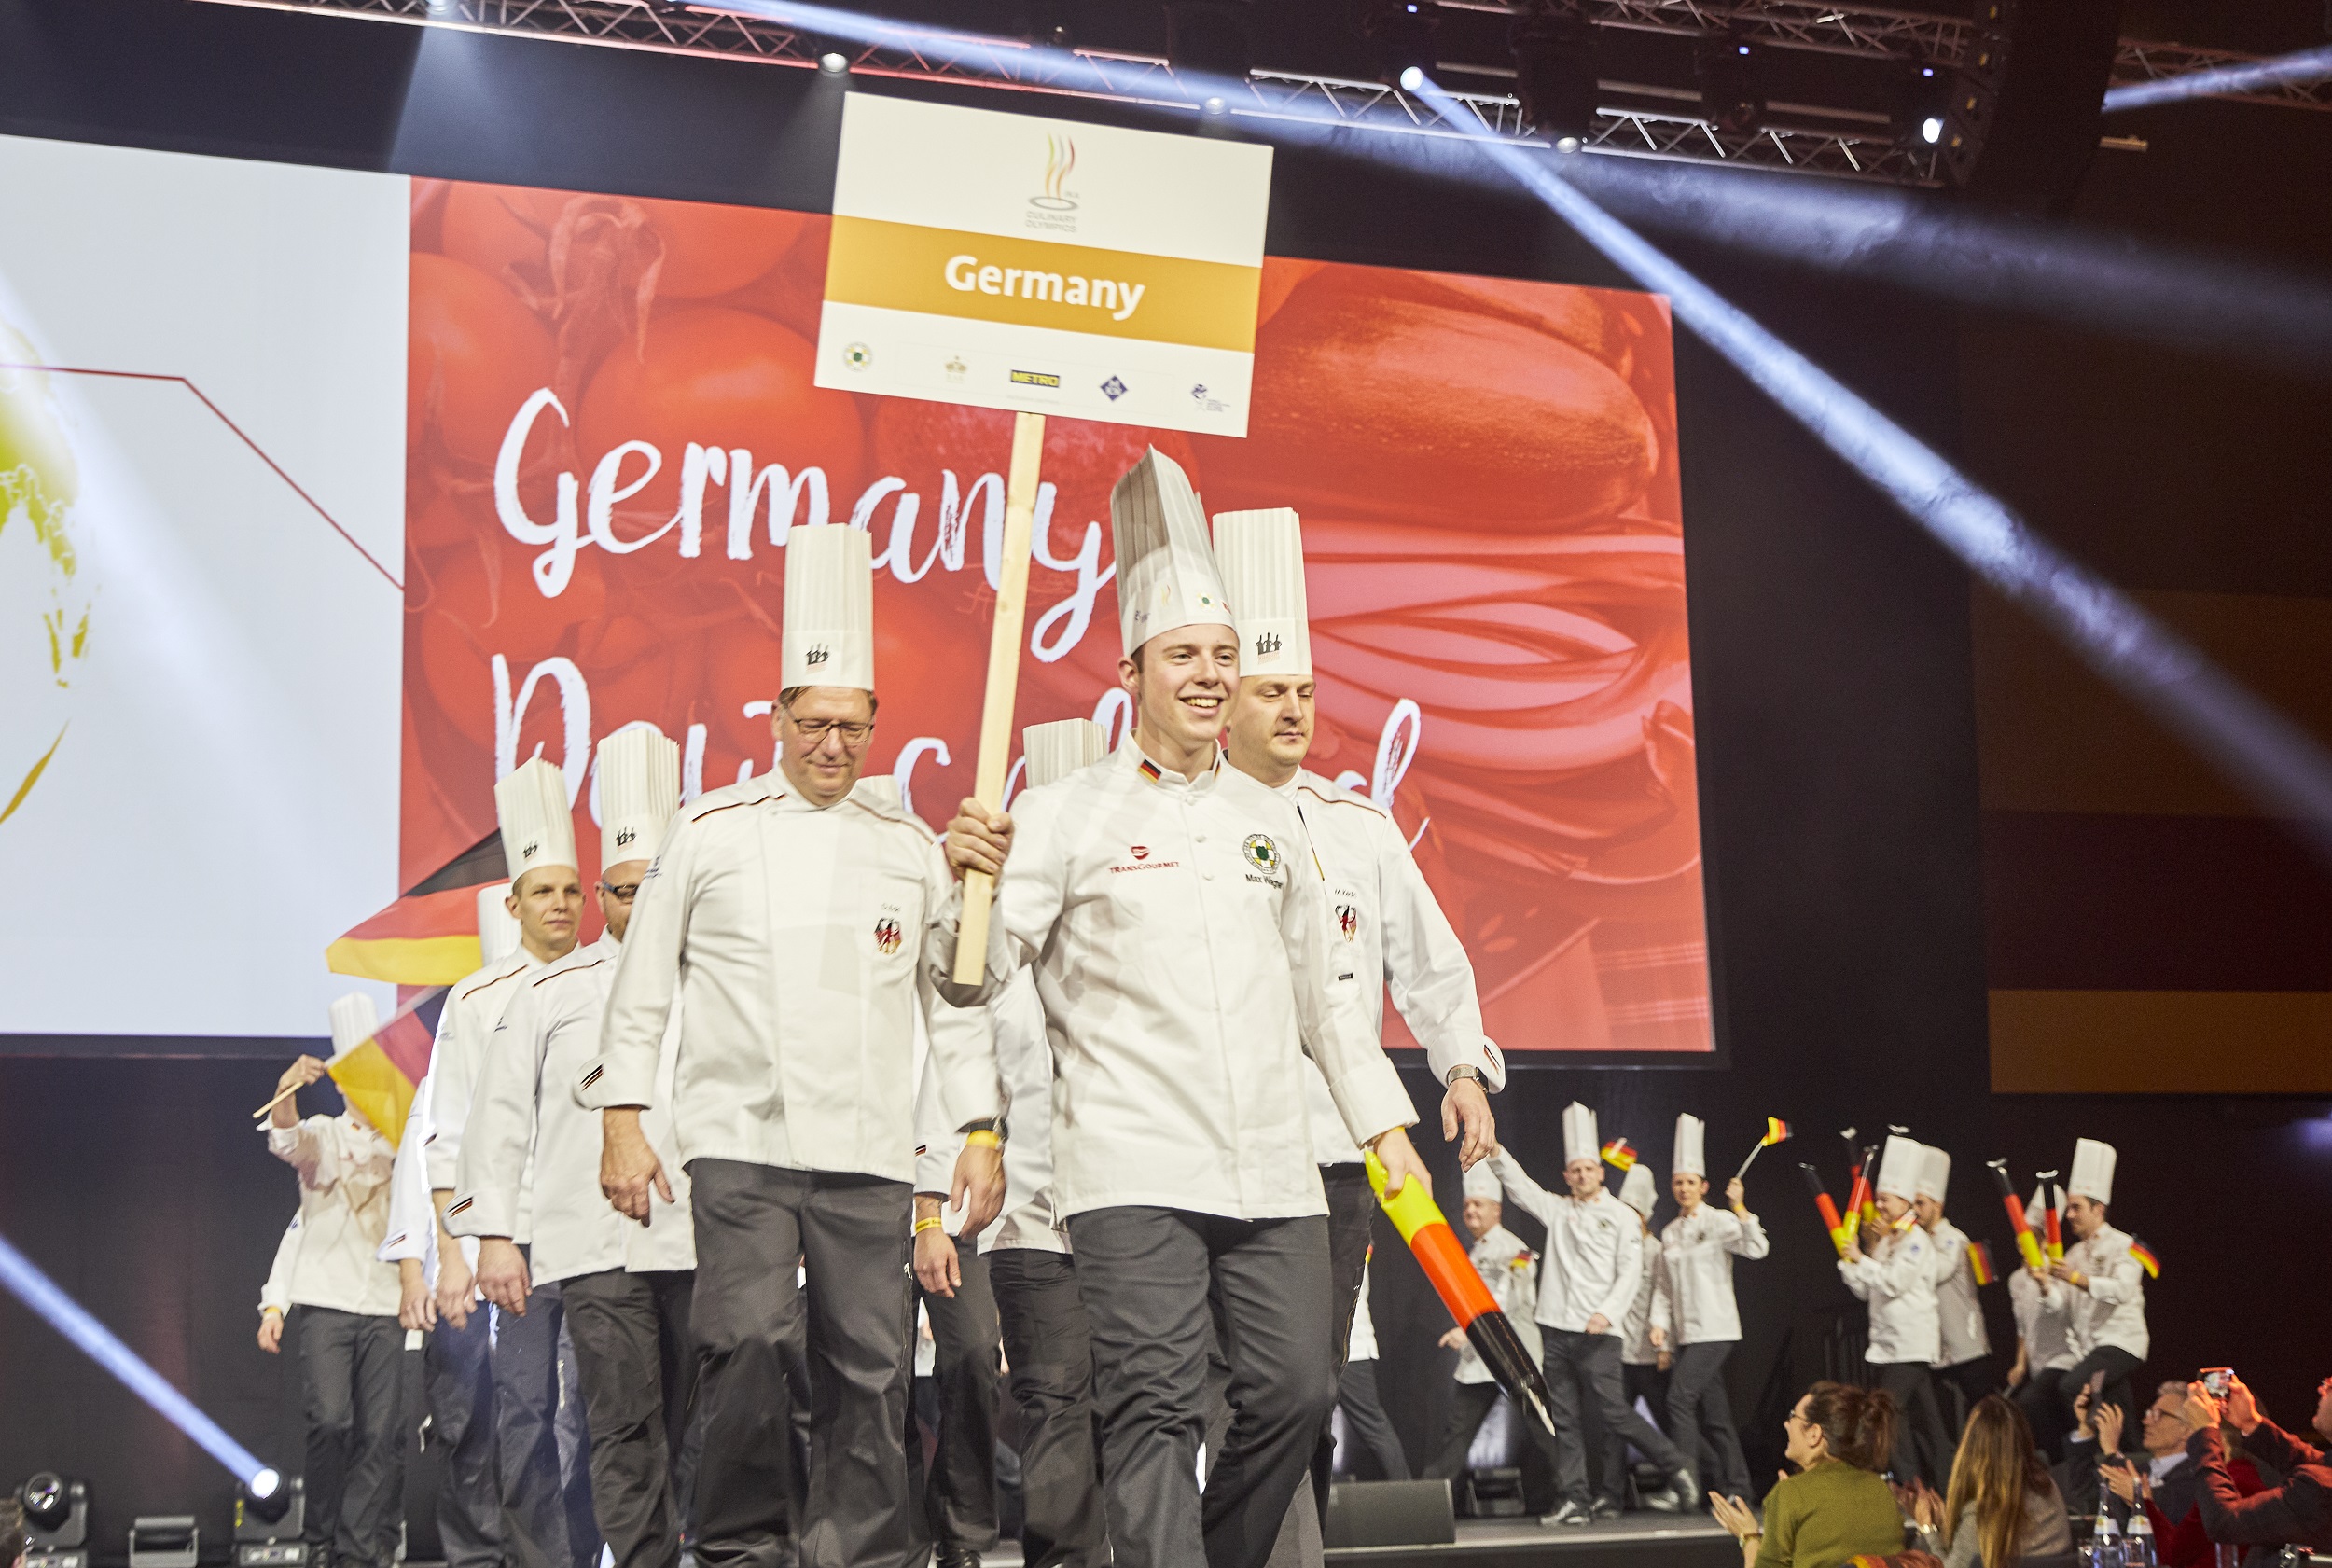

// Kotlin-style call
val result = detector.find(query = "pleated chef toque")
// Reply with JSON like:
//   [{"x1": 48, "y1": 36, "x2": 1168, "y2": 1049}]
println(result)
[
  {"x1": 597, "y1": 726, "x2": 681, "y2": 872},
  {"x1": 2068, "y1": 1138, "x2": 2116, "y2": 1204},
  {"x1": 477, "y1": 883, "x2": 520, "y2": 966},
  {"x1": 1618, "y1": 1164, "x2": 1658, "y2": 1220},
  {"x1": 1211, "y1": 506, "x2": 1312, "y2": 678},
  {"x1": 1023, "y1": 718, "x2": 1109, "y2": 790},
  {"x1": 1916, "y1": 1145, "x2": 1951, "y2": 1203},
  {"x1": 1874, "y1": 1133, "x2": 1924, "y2": 1201},
  {"x1": 783, "y1": 524, "x2": 875, "y2": 691},
  {"x1": 1112, "y1": 449, "x2": 1232, "y2": 657},
  {"x1": 1463, "y1": 1161, "x2": 1502, "y2": 1202},
  {"x1": 1562, "y1": 1102, "x2": 1599, "y2": 1165},
  {"x1": 328, "y1": 992, "x2": 380, "y2": 1058},
  {"x1": 1673, "y1": 1114, "x2": 1707, "y2": 1178},
  {"x1": 496, "y1": 757, "x2": 576, "y2": 883}
]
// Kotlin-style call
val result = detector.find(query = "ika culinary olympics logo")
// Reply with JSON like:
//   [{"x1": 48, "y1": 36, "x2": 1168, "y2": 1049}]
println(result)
[{"x1": 1032, "y1": 133, "x2": 1077, "y2": 214}]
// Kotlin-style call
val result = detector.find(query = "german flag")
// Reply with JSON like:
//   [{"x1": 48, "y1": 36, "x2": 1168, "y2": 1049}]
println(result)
[
  {"x1": 327, "y1": 885, "x2": 490, "y2": 985},
  {"x1": 1762, "y1": 1117, "x2": 1792, "y2": 1145},
  {"x1": 2127, "y1": 1238, "x2": 2160, "y2": 1279},
  {"x1": 327, "y1": 987, "x2": 443, "y2": 1146},
  {"x1": 1601, "y1": 1138, "x2": 1639, "y2": 1171},
  {"x1": 1968, "y1": 1240, "x2": 1996, "y2": 1286}
]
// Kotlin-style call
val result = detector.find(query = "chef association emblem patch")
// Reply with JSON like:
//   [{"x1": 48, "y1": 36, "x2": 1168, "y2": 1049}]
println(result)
[
  {"x1": 1336, "y1": 903, "x2": 1358, "y2": 940},
  {"x1": 872, "y1": 915, "x2": 902, "y2": 955},
  {"x1": 1242, "y1": 833, "x2": 1281, "y2": 873}
]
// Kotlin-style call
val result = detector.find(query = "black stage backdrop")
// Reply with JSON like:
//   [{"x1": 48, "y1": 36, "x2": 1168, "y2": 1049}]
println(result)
[{"x1": 2, "y1": 0, "x2": 2325, "y2": 1548}]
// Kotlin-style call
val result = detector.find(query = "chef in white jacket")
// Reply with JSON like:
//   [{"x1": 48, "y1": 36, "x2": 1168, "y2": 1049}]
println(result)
[
  {"x1": 1421, "y1": 1163, "x2": 1548, "y2": 1500},
  {"x1": 2049, "y1": 1139, "x2": 2148, "y2": 1440},
  {"x1": 1606, "y1": 1162, "x2": 1668, "y2": 1517},
  {"x1": 2007, "y1": 1182, "x2": 2076, "y2": 1457},
  {"x1": 380, "y1": 885, "x2": 520, "y2": 1568},
  {"x1": 264, "y1": 1009, "x2": 405, "y2": 1568},
  {"x1": 257, "y1": 1214, "x2": 301, "y2": 1353},
  {"x1": 1659, "y1": 1115, "x2": 1767, "y2": 1506},
  {"x1": 911, "y1": 719, "x2": 1110, "y2": 1568},
  {"x1": 1839, "y1": 1133, "x2": 1950, "y2": 1488},
  {"x1": 1914, "y1": 1145, "x2": 1992, "y2": 1433},
  {"x1": 1487, "y1": 1104, "x2": 1696, "y2": 1525},
  {"x1": 938, "y1": 450, "x2": 1429, "y2": 1568},
  {"x1": 593, "y1": 524, "x2": 1006, "y2": 1568},
  {"x1": 455, "y1": 726, "x2": 695, "y2": 1568},
  {"x1": 1214, "y1": 504, "x2": 1503, "y2": 1526}
]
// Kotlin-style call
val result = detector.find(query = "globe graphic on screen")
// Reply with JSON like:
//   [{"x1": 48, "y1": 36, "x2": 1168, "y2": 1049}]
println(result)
[{"x1": 0, "y1": 321, "x2": 90, "y2": 826}]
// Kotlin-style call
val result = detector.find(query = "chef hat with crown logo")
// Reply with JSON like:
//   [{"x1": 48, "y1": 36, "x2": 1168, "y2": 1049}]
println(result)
[
  {"x1": 1023, "y1": 718, "x2": 1109, "y2": 790},
  {"x1": 496, "y1": 757, "x2": 577, "y2": 884},
  {"x1": 1673, "y1": 1114, "x2": 1707, "y2": 1178},
  {"x1": 1618, "y1": 1163, "x2": 1659, "y2": 1220},
  {"x1": 477, "y1": 882, "x2": 520, "y2": 966},
  {"x1": 1562, "y1": 1102, "x2": 1599, "y2": 1165},
  {"x1": 1916, "y1": 1145, "x2": 1951, "y2": 1203},
  {"x1": 597, "y1": 726, "x2": 680, "y2": 874},
  {"x1": 328, "y1": 992, "x2": 379, "y2": 1059},
  {"x1": 783, "y1": 524, "x2": 875, "y2": 691},
  {"x1": 1463, "y1": 1161, "x2": 1502, "y2": 1202},
  {"x1": 1211, "y1": 506, "x2": 1312, "y2": 679},
  {"x1": 1112, "y1": 449, "x2": 1232, "y2": 658},
  {"x1": 2069, "y1": 1138, "x2": 2116, "y2": 1204},
  {"x1": 1874, "y1": 1134, "x2": 1924, "y2": 1201}
]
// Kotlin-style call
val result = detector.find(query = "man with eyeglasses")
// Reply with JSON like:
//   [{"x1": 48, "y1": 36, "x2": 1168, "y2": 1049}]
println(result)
[
  {"x1": 593, "y1": 526, "x2": 1006, "y2": 1568},
  {"x1": 452, "y1": 726, "x2": 697, "y2": 1568},
  {"x1": 2180, "y1": 1374, "x2": 2331, "y2": 1559},
  {"x1": 2060, "y1": 1381, "x2": 2261, "y2": 1566}
]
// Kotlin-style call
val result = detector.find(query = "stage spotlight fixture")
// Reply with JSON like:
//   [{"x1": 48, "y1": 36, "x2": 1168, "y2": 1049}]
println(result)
[
  {"x1": 1892, "y1": 60, "x2": 1952, "y2": 147},
  {"x1": 1509, "y1": 7, "x2": 1597, "y2": 150},
  {"x1": 1940, "y1": 0, "x2": 2117, "y2": 215},
  {"x1": 818, "y1": 49, "x2": 849, "y2": 74},
  {"x1": 233, "y1": 1474, "x2": 307, "y2": 1568},
  {"x1": 1365, "y1": 0, "x2": 1440, "y2": 90},
  {"x1": 21, "y1": 1473, "x2": 90, "y2": 1568},
  {"x1": 1694, "y1": 30, "x2": 1765, "y2": 134},
  {"x1": 1165, "y1": 1, "x2": 1252, "y2": 82}
]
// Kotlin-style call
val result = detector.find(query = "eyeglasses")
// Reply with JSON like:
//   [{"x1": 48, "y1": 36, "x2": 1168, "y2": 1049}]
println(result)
[
  {"x1": 789, "y1": 717, "x2": 874, "y2": 745},
  {"x1": 599, "y1": 881, "x2": 641, "y2": 902}
]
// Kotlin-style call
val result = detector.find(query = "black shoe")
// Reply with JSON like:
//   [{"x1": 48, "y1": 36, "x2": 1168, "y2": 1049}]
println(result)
[
  {"x1": 936, "y1": 1550, "x2": 981, "y2": 1568},
  {"x1": 1645, "y1": 1469, "x2": 1700, "y2": 1514},
  {"x1": 1590, "y1": 1498, "x2": 1621, "y2": 1522},
  {"x1": 1538, "y1": 1501, "x2": 1590, "y2": 1528}
]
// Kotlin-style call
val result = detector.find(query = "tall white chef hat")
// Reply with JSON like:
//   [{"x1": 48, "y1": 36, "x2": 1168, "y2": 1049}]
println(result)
[
  {"x1": 1874, "y1": 1133, "x2": 1925, "y2": 1201},
  {"x1": 782, "y1": 524, "x2": 875, "y2": 691},
  {"x1": 496, "y1": 757, "x2": 577, "y2": 884},
  {"x1": 1211, "y1": 506, "x2": 1312, "y2": 679},
  {"x1": 1562, "y1": 1102, "x2": 1600, "y2": 1165},
  {"x1": 1463, "y1": 1161, "x2": 1502, "y2": 1202},
  {"x1": 1618, "y1": 1163, "x2": 1658, "y2": 1220},
  {"x1": 477, "y1": 882, "x2": 520, "y2": 966},
  {"x1": 597, "y1": 725, "x2": 681, "y2": 873},
  {"x1": 1673, "y1": 1114, "x2": 1707, "y2": 1178},
  {"x1": 1022, "y1": 717, "x2": 1109, "y2": 790},
  {"x1": 2029, "y1": 1182, "x2": 2048, "y2": 1225},
  {"x1": 1916, "y1": 1145, "x2": 1951, "y2": 1203},
  {"x1": 328, "y1": 992, "x2": 379, "y2": 1058},
  {"x1": 1112, "y1": 448, "x2": 1232, "y2": 658},
  {"x1": 2068, "y1": 1138, "x2": 2116, "y2": 1204}
]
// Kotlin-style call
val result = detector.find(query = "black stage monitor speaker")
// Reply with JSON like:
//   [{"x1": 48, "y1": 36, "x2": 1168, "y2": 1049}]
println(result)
[{"x1": 1324, "y1": 1478, "x2": 1457, "y2": 1548}]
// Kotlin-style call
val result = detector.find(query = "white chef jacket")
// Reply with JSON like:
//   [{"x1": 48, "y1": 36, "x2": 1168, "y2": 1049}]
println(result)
[
  {"x1": 449, "y1": 935, "x2": 695, "y2": 1283},
  {"x1": 1839, "y1": 1223, "x2": 1941, "y2": 1365},
  {"x1": 424, "y1": 949, "x2": 544, "y2": 1194},
  {"x1": 2061, "y1": 1222, "x2": 2149, "y2": 1360},
  {"x1": 1659, "y1": 1204, "x2": 1769, "y2": 1345},
  {"x1": 259, "y1": 1215, "x2": 300, "y2": 1315},
  {"x1": 379, "y1": 1063, "x2": 472, "y2": 1282},
  {"x1": 1488, "y1": 1149, "x2": 1641, "y2": 1336},
  {"x1": 993, "y1": 742, "x2": 1415, "y2": 1222},
  {"x1": 267, "y1": 1113, "x2": 401, "y2": 1317},
  {"x1": 2008, "y1": 1268, "x2": 2075, "y2": 1373},
  {"x1": 1349, "y1": 1271, "x2": 1381, "y2": 1363},
  {"x1": 1926, "y1": 1216, "x2": 1992, "y2": 1367},
  {"x1": 1280, "y1": 770, "x2": 1503, "y2": 1165},
  {"x1": 1619, "y1": 1227, "x2": 1667, "y2": 1366},
  {"x1": 1454, "y1": 1224, "x2": 1541, "y2": 1384},
  {"x1": 593, "y1": 773, "x2": 1001, "y2": 1186},
  {"x1": 913, "y1": 974, "x2": 1067, "y2": 1254}
]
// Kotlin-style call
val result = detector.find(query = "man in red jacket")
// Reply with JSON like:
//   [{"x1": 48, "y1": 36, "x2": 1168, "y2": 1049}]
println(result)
[{"x1": 2183, "y1": 1374, "x2": 2332, "y2": 1557}]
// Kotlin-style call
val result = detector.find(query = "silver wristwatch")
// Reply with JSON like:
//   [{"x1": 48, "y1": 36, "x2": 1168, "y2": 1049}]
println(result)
[{"x1": 1444, "y1": 1065, "x2": 1486, "y2": 1088}]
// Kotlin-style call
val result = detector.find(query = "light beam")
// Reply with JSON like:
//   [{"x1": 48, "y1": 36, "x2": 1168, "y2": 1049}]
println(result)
[{"x1": 2103, "y1": 43, "x2": 2332, "y2": 114}]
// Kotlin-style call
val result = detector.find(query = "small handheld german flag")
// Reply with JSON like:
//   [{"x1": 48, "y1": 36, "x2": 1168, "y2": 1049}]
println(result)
[
  {"x1": 2128, "y1": 1238, "x2": 2160, "y2": 1279},
  {"x1": 1734, "y1": 1117, "x2": 1793, "y2": 1179},
  {"x1": 1601, "y1": 1138, "x2": 1639, "y2": 1172},
  {"x1": 1968, "y1": 1240, "x2": 1996, "y2": 1286}
]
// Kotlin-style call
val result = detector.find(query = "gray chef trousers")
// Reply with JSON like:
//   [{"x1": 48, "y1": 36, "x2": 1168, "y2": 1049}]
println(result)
[
  {"x1": 1333, "y1": 1361, "x2": 1409, "y2": 1481},
  {"x1": 298, "y1": 1307, "x2": 408, "y2": 1568},
  {"x1": 1667, "y1": 1342, "x2": 1752, "y2": 1500},
  {"x1": 492, "y1": 1268, "x2": 600, "y2": 1568},
  {"x1": 1312, "y1": 1167, "x2": 1377, "y2": 1506},
  {"x1": 563, "y1": 1268, "x2": 699, "y2": 1568},
  {"x1": 687, "y1": 1159, "x2": 916, "y2": 1568},
  {"x1": 1541, "y1": 1329, "x2": 1686, "y2": 1507},
  {"x1": 1875, "y1": 1360, "x2": 1951, "y2": 1490},
  {"x1": 425, "y1": 1301, "x2": 503, "y2": 1568},
  {"x1": 1068, "y1": 1206, "x2": 1337, "y2": 1568},
  {"x1": 1596, "y1": 1360, "x2": 1671, "y2": 1506},
  {"x1": 989, "y1": 1250, "x2": 1107, "y2": 1568},
  {"x1": 912, "y1": 1238, "x2": 1001, "y2": 1555},
  {"x1": 1424, "y1": 1381, "x2": 1559, "y2": 1508}
]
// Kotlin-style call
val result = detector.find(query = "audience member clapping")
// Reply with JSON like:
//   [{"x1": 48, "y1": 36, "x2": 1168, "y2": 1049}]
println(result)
[
  {"x1": 1905, "y1": 1396, "x2": 2073, "y2": 1568},
  {"x1": 1711, "y1": 1381, "x2": 1912, "y2": 1568}
]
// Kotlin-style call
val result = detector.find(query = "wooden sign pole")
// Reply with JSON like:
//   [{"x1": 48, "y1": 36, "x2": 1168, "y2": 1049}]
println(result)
[{"x1": 952, "y1": 410, "x2": 1047, "y2": 985}]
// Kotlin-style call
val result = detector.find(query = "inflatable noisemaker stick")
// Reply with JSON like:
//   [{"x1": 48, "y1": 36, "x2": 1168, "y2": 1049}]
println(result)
[
  {"x1": 951, "y1": 412, "x2": 1047, "y2": 986},
  {"x1": 1841, "y1": 1142, "x2": 1876, "y2": 1236},
  {"x1": 2036, "y1": 1170, "x2": 2064, "y2": 1261},
  {"x1": 1986, "y1": 1157, "x2": 2047, "y2": 1273},
  {"x1": 1798, "y1": 1162, "x2": 1852, "y2": 1259},
  {"x1": 1366, "y1": 1151, "x2": 1560, "y2": 1436}
]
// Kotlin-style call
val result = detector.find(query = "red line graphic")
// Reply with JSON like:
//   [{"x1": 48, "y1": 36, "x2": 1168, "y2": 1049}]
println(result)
[{"x1": 0, "y1": 362, "x2": 403, "y2": 591}]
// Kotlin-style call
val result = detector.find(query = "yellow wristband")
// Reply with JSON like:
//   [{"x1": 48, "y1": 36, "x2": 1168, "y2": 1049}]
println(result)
[
  {"x1": 965, "y1": 1129, "x2": 1003, "y2": 1149},
  {"x1": 913, "y1": 1216, "x2": 945, "y2": 1235}
]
